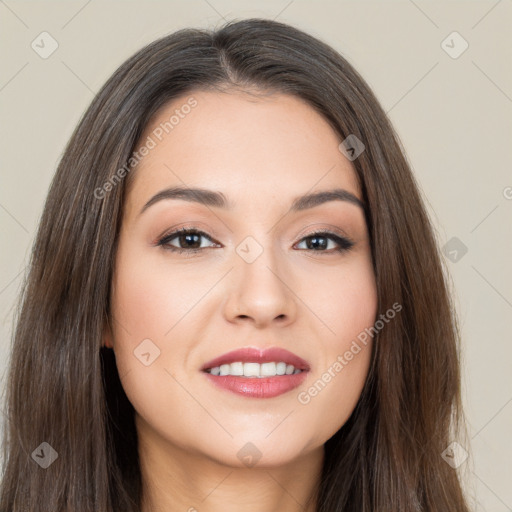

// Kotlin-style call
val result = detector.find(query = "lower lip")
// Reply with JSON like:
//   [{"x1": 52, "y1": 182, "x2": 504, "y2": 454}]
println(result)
[{"x1": 202, "y1": 371, "x2": 308, "y2": 398}]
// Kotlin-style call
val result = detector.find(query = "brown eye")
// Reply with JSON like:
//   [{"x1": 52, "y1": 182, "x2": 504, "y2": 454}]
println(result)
[
  {"x1": 157, "y1": 228, "x2": 217, "y2": 253},
  {"x1": 295, "y1": 231, "x2": 354, "y2": 253}
]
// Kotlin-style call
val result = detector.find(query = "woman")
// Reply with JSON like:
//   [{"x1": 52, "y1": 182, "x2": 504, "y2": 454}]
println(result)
[{"x1": 0, "y1": 17, "x2": 471, "y2": 512}]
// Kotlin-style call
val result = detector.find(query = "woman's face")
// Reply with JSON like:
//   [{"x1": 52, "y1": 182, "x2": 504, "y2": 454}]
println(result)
[{"x1": 105, "y1": 89, "x2": 377, "y2": 468}]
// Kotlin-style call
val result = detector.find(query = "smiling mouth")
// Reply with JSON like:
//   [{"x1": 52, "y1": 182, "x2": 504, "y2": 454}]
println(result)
[
  {"x1": 201, "y1": 362, "x2": 309, "y2": 399},
  {"x1": 203, "y1": 361, "x2": 304, "y2": 378}
]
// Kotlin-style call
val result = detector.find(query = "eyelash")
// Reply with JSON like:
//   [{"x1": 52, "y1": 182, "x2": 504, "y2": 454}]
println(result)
[{"x1": 156, "y1": 227, "x2": 354, "y2": 256}]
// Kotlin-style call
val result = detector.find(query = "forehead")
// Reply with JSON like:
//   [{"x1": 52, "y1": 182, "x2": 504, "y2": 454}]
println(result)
[{"x1": 124, "y1": 90, "x2": 361, "y2": 218}]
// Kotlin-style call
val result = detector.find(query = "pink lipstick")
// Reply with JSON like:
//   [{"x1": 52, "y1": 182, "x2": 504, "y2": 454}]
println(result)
[{"x1": 200, "y1": 347, "x2": 310, "y2": 399}]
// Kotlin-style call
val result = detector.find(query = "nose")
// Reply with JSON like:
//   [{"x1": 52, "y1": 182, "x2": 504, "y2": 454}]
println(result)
[{"x1": 223, "y1": 247, "x2": 297, "y2": 328}]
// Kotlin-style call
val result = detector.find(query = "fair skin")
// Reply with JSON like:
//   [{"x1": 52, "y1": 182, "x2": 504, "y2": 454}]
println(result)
[{"x1": 104, "y1": 89, "x2": 378, "y2": 512}]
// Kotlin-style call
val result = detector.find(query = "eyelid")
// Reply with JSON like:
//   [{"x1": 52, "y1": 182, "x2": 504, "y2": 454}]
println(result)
[
  {"x1": 156, "y1": 222, "x2": 351, "y2": 242},
  {"x1": 295, "y1": 223, "x2": 351, "y2": 241},
  {"x1": 152, "y1": 223, "x2": 216, "y2": 245},
  {"x1": 295, "y1": 229, "x2": 354, "y2": 252},
  {"x1": 155, "y1": 224, "x2": 355, "y2": 255},
  {"x1": 155, "y1": 227, "x2": 218, "y2": 247}
]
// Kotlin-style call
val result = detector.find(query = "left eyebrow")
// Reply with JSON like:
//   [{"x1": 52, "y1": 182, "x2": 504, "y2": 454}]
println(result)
[
  {"x1": 289, "y1": 188, "x2": 365, "y2": 212},
  {"x1": 138, "y1": 186, "x2": 365, "y2": 217}
]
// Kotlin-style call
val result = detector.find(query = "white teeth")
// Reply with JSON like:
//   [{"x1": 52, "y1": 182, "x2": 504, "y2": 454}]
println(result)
[
  {"x1": 260, "y1": 362, "x2": 276, "y2": 377},
  {"x1": 230, "y1": 362, "x2": 244, "y2": 376},
  {"x1": 276, "y1": 362, "x2": 287, "y2": 375},
  {"x1": 206, "y1": 361, "x2": 303, "y2": 378},
  {"x1": 244, "y1": 362, "x2": 260, "y2": 377},
  {"x1": 219, "y1": 364, "x2": 230, "y2": 376}
]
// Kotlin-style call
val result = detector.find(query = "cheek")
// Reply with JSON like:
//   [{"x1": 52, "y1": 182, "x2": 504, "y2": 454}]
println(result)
[
  {"x1": 110, "y1": 244, "x2": 208, "y2": 344},
  {"x1": 108, "y1": 248, "x2": 205, "y2": 445},
  {"x1": 330, "y1": 270, "x2": 377, "y2": 341},
  {"x1": 107, "y1": 240, "x2": 221, "y2": 399},
  {"x1": 107, "y1": 244, "x2": 178, "y2": 384},
  {"x1": 296, "y1": 257, "x2": 377, "y2": 440},
  {"x1": 299, "y1": 252, "x2": 377, "y2": 343}
]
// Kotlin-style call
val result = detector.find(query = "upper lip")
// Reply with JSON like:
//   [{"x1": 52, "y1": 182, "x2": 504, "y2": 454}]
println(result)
[{"x1": 201, "y1": 347, "x2": 310, "y2": 372}]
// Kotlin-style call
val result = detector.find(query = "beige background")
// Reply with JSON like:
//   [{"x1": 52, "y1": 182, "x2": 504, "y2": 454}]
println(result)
[{"x1": 1, "y1": 1, "x2": 511, "y2": 510}]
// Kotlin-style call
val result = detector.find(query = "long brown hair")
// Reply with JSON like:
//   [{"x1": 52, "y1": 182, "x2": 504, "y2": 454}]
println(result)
[{"x1": 0, "y1": 18, "x2": 471, "y2": 511}]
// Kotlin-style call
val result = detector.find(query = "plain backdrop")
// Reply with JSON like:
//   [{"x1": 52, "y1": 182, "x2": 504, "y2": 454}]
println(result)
[{"x1": 1, "y1": 1, "x2": 511, "y2": 510}]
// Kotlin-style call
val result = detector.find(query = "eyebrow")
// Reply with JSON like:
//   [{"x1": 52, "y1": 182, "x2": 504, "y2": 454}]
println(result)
[{"x1": 138, "y1": 186, "x2": 366, "y2": 216}]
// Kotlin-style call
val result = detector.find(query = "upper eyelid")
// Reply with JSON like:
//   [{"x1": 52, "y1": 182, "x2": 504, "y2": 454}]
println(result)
[
  {"x1": 160, "y1": 228, "x2": 216, "y2": 243},
  {"x1": 158, "y1": 227, "x2": 353, "y2": 247}
]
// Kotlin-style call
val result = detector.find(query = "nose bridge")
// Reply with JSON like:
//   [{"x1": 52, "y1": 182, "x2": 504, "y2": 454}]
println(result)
[{"x1": 223, "y1": 229, "x2": 296, "y2": 325}]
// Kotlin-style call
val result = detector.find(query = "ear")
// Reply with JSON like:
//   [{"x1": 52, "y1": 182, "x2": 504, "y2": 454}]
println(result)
[{"x1": 102, "y1": 319, "x2": 114, "y2": 349}]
